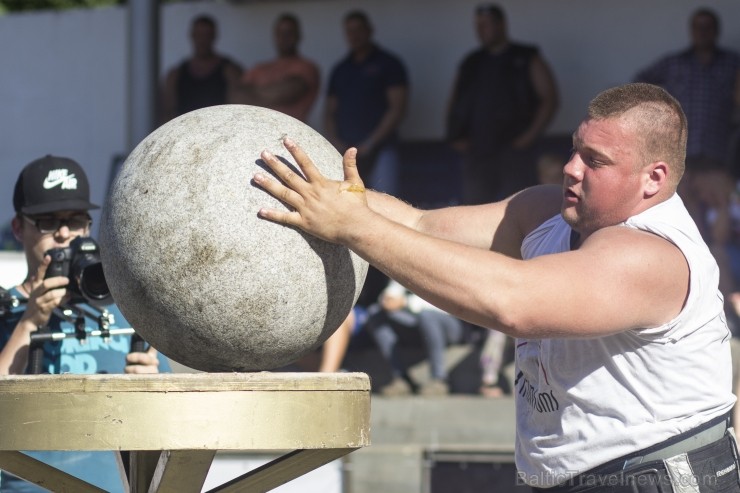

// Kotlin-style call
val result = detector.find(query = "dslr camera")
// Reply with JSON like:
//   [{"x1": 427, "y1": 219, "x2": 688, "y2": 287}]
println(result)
[
  {"x1": 45, "y1": 236, "x2": 112, "y2": 307},
  {"x1": 0, "y1": 287, "x2": 19, "y2": 319}
]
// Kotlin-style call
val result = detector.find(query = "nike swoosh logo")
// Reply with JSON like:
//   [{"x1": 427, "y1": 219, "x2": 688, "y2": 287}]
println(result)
[{"x1": 43, "y1": 174, "x2": 75, "y2": 189}]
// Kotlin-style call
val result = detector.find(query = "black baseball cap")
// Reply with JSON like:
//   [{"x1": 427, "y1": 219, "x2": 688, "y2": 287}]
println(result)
[{"x1": 13, "y1": 155, "x2": 100, "y2": 215}]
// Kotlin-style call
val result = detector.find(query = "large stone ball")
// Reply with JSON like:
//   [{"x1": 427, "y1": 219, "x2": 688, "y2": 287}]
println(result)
[{"x1": 99, "y1": 105, "x2": 368, "y2": 372}]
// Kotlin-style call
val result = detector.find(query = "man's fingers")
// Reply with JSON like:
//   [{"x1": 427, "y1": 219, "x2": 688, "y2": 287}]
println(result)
[
  {"x1": 47, "y1": 287, "x2": 67, "y2": 304},
  {"x1": 283, "y1": 137, "x2": 323, "y2": 182},
  {"x1": 44, "y1": 276, "x2": 69, "y2": 290},
  {"x1": 257, "y1": 206, "x2": 304, "y2": 228},
  {"x1": 31, "y1": 256, "x2": 51, "y2": 289},
  {"x1": 125, "y1": 361, "x2": 159, "y2": 374},
  {"x1": 253, "y1": 164, "x2": 307, "y2": 227},
  {"x1": 127, "y1": 351, "x2": 159, "y2": 364},
  {"x1": 125, "y1": 351, "x2": 160, "y2": 374},
  {"x1": 260, "y1": 149, "x2": 308, "y2": 192},
  {"x1": 253, "y1": 172, "x2": 303, "y2": 208},
  {"x1": 342, "y1": 147, "x2": 363, "y2": 184}
]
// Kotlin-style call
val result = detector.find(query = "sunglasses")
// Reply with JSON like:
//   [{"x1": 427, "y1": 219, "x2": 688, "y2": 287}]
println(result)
[{"x1": 23, "y1": 214, "x2": 92, "y2": 235}]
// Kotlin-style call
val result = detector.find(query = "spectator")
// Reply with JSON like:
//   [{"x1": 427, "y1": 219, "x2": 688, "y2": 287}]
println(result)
[
  {"x1": 324, "y1": 10, "x2": 409, "y2": 196},
  {"x1": 0, "y1": 155, "x2": 169, "y2": 492},
  {"x1": 161, "y1": 14, "x2": 242, "y2": 123},
  {"x1": 447, "y1": 3, "x2": 558, "y2": 204},
  {"x1": 365, "y1": 279, "x2": 464, "y2": 396},
  {"x1": 232, "y1": 13, "x2": 320, "y2": 123}
]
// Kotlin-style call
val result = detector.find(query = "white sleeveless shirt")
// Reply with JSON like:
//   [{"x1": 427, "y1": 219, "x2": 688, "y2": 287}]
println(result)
[{"x1": 515, "y1": 194, "x2": 735, "y2": 487}]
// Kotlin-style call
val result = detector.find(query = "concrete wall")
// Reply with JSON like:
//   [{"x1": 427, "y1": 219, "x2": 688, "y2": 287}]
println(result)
[{"x1": 2, "y1": 0, "x2": 740, "y2": 234}]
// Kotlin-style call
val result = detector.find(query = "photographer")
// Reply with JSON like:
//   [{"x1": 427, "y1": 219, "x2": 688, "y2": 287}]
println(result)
[{"x1": 0, "y1": 155, "x2": 168, "y2": 492}]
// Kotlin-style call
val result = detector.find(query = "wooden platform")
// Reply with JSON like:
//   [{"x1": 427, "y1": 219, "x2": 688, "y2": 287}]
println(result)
[{"x1": 0, "y1": 372, "x2": 371, "y2": 492}]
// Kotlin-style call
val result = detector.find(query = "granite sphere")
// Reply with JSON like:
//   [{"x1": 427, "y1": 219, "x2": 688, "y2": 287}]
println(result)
[{"x1": 99, "y1": 105, "x2": 368, "y2": 371}]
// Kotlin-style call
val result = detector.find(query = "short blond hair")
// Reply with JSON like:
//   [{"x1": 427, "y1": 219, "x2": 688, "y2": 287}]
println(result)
[{"x1": 588, "y1": 83, "x2": 687, "y2": 187}]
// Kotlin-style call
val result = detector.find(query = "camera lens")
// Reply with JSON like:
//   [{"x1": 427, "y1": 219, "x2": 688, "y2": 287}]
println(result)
[{"x1": 78, "y1": 263, "x2": 112, "y2": 306}]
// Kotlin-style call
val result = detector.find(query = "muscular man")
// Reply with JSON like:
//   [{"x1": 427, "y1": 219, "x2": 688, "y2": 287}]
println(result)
[{"x1": 255, "y1": 83, "x2": 738, "y2": 491}]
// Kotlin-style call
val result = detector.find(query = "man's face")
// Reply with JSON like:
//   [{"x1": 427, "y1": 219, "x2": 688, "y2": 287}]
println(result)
[
  {"x1": 561, "y1": 117, "x2": 648, "y2": 237},
  {"x1": 691, "y1": 13, "x2": 718, "y2": 51},
  {"x1": 475, "y1": 13, "x2": 506, "y2": 48},
  {"x1": 274, "y1": 20, "x2": 300, "y2": 56},
  {"x1": 344, "y1": 18, "x2": 372, "y2": 53},
  {"x1": 13, "y1": 210, "x2": 91, "y2": 271},
  {"x1": 191, "y1": 21, "x2": 216, "y2": 57}
]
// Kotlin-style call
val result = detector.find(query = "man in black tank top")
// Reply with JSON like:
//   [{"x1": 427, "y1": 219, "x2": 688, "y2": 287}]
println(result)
[
  {"x1": 161, "y1": 15, "x2": 242, "y2": 123},
  {"x1": 447, "y1": 4, "x2": 559, "y2": 205}
]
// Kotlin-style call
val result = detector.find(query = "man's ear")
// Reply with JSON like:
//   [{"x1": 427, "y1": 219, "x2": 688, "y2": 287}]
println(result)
[
  {"x1": 10, "y1": 216, "x2": 23, "y2": 243},
  {"x1": 644, "y1": 161, "x2": 668, "y2": 198}
]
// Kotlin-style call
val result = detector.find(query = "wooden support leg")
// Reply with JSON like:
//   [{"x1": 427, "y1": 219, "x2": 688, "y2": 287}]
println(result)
[{"x1": 147, "y1": 450, "x2": 217, "y2": 493}]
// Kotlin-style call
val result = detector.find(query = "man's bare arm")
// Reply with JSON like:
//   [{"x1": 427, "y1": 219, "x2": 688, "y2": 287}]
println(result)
[
  {"x1": 255, "y1": 142, "x2": 688, "y2": 337},
  {"x1": 512, "y1": 55, "x2": 559, "y2": 149},
  {"x1": 366, "y1": 185, "x2": 561, "y2": 257},
  {"x1": 357, "y1": 85, "x2": 408, "y2": 154}
]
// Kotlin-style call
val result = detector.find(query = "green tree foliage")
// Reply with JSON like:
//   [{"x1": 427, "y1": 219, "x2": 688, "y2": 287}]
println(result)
[{"x1": 0, "y1": 0, "x2": 122, "y2": 12}]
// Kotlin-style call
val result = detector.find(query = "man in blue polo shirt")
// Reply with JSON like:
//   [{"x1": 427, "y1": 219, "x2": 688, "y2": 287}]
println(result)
[{"x1": 324, "y1": 10, "x2": 409, "y2": 197}]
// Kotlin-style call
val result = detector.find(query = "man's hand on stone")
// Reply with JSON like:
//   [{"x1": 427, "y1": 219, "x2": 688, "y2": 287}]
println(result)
[{"x1": 254, "y1": 138, "x2": 372, "y2": 245}]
